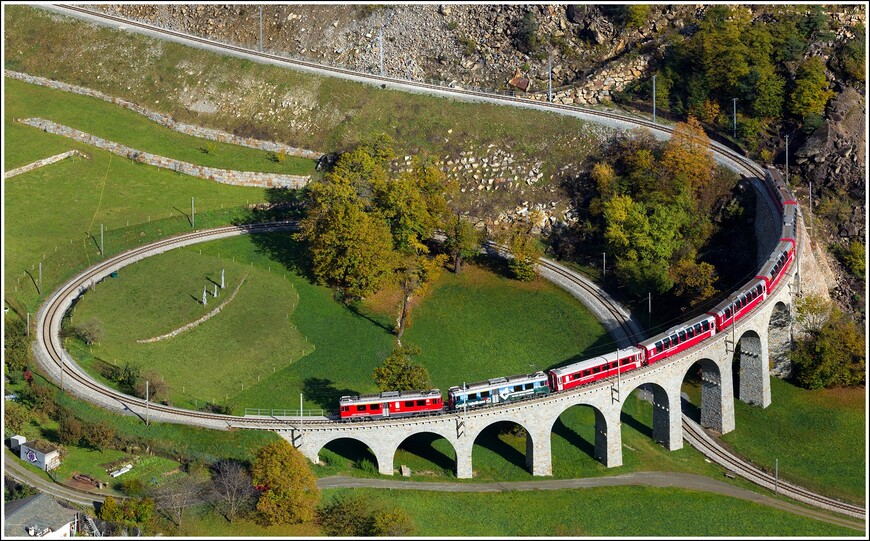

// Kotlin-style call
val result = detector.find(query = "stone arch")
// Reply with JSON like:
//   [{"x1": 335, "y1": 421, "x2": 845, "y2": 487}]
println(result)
[
  {"x1": 681, "y1": 358, "x2": 732, "y2": 433},
  {"x1": 767, "y1": 300, "x2": 793, "y2": 378},
  {"x1": 392, "y1": 431, "x2": 458, "y2": 477},
  {"x1": 315, "y1": 436, "x2": 381, "y2": 474},
  {"x1": 733, "y1": 329, "x2": 771, "y2": 408},
  {"x1": 621, "y1": 381, "x2": 681, "y2": 451},
  {"x1": 549, "y1": 401, "x2": 621, "y2": 472},
  {"x1": 469, "y1": 418, "x2": 538, "y2": 477}
]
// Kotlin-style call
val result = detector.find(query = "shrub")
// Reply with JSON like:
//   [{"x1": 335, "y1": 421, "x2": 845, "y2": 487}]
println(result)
[
  {"x1": 317, "y1": 495, "x2": 373, "y2": 536},
  {"x1": 75, "y1": 318, "x2": 104, "y2": 346}
]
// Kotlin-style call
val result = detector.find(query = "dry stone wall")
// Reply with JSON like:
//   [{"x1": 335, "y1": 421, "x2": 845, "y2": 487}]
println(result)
[
  {"x1": 18, "y1": 118, "x2": 310, "y2": 189},
  {"x1": 6, "y1": 70, "x2": 322, "y2": 160},
  {"x1": 4, "y1": 150, "x2": 90, "y2": 179}
]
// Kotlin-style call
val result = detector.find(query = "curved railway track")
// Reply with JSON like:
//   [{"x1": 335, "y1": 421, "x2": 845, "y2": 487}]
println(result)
[
  {"x1": 682, "y1": 416, "x2": 866, "y2": 521},
  {"x1": 28, "y1": 4, "x2": 861, "y2": 523}
]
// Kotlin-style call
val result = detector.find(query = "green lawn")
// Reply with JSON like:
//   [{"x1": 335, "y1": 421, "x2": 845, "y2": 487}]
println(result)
[
  {"x1": 720, "y1": 377, "x2": 866, "y2": 505},
  {"x1": 4, "y1": 77, "x2": 316, "y2": 175},
  {"x1": 68, "y1": 234, "x2": 612, "y2": 416}
]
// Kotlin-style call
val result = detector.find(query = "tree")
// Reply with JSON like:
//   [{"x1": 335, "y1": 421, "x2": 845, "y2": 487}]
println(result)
[
  {"x1": 394, "y1": 252, "x2": 448, "y2": 340},
  {"x1": 794, "y1": 293, "x2": 832, "y2": 335},
  {"x1": 789, "y1": 56, "x2": 835, "y2": 118},
  {"x1": 443, "y1": 214, "x2": 481, "y2": 274},
  {"x1": 670, "y1": 259, "x2": 719, "y2": 307},
  {"x1": 4, "y1": 316, "x2": 31, "y2": 371},
  {"x1": 515, "y1": 11, "x2": 538, "y2": 53},
  {"x1": 82, "y1": 420, "x2": 116, "y2": 452},
  {"x1": 251, "y1": 439, "x2": 320, "y2": 525},
  {"x1": 99, "y1": 496, "x2": 123, "y2": 523},
  {"x1": 134, "y1": 369, "x2": 168, "y2": 403},
  {"x1": 317, "y1": 495, "x2": 373, "y2": 536},
  {"x1": 372, "y1": 343, "x2": 431, "y2": 392},
  {"x1": 371, "y1": 507, "x2": 416, "y2": 536},
  {"x1": 154, "y1": 481, "x2": 201, "y2": 527},
  {"x1": 660, "y1": 117, "x2": 715, "y2": 194},
  {"x1": 75, "y1": 317, "x2": 104, "y2": 346},
  {"x1": 506, "y1": 219, "x2": 543, "y2": 282},
  {"x1": 58, "y1": 410, "x2": 83, "y2": 446},
  {"x1": 211, "y1": 459, "x2": 256, "y2": 523},
  {"x1": 791, "y1": 308, "x2": 865, "y2": 389},
  {"x1": 297, "y1": 184, "x2": 397, "y2": 300},
  {"x1": 4, "y1": 400, "x2": 31, "y2": 434}
]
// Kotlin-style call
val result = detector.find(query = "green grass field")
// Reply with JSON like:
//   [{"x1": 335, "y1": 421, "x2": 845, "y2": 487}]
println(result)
[
  {"x1": 720, "y1": 377, "x2": 866, "y2": 505},
  {"x1": 68, "y1": 234, "x2": 612, "y2": 415},
  {"x1": 4, "y1": 77, "x2": 316, "y2": 175}
]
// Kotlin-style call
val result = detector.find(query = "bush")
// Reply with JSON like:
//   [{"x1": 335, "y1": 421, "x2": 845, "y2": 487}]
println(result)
[
  {"x1": 516, "y1": 12, "x2": 538, "y2": 53},
  {"x1": 625, "y1": 5, "x2": 649, "y2": 29},
  {"x1": 371, "y1": 507, "x2": 415, "y2": 536},
  {"x1": 4, "y1": 316, "x2": 31, "y2": 371},
  {"x1": 317, "y1": 495, "x2": 373, "y2": 536},
  {"x1": 75, "y1": 318, "x2": 104, "y2": 346},
  {"x1": 120, "y1": 477, "x2": 146, "y2": 497}
]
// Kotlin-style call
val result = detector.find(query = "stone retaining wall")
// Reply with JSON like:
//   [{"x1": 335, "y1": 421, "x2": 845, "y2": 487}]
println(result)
[
  {"x1": 137, "y1": 272, "x2": 248, "y2": 343},
  {"x1": 6, "y1": 70, "x2": 322, "y2": 160},
  {"x1": 529, "y1": 54, "x2": 651, "y2": 106},
  {"x1": 19, "y1": 118, "x2": 309, "y2": 189},
  {"x1": 4, "y1": 150, "x2": 90, "y2": 179}
]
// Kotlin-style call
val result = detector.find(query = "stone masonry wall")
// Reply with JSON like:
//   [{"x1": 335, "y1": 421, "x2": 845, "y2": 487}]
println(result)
[
  {"x1": 6, "y1": 70, "x2": 322, "y2": 160},
  {"x1": 528, "y1": 54, "x2": 651, "y2": 105},
  {"x1": 4, "y1": 150, "x2": 90, "y2": 179},
  {"x1": 18, "y1": 118, "x2": 310, "y2": 189}
]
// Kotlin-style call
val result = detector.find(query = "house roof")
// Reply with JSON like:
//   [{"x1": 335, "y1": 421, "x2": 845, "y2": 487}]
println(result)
[
  {"x1": 4, "y1": 493, "x2": 77, "y2": 538},
  {"x1": 22, "y1": 439, "x2": 58, "y2": 455}
]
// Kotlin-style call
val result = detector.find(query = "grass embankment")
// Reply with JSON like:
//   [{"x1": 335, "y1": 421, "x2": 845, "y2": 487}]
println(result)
[
  {"x1": 721, "y1": 377, "x2": 866, "y2": 505},
  {"x1": 4, "y1": 77, "x2": 316, "y2": 175},
  {"x1": 162, "y1": 487, "x2": 860, "y2": 537},
  {"x1": 3, "y1": 5, "x2": 606, "y2": 174},
  {"x1": 69, "y1": 234, "x2": 612, "y2": 415}
]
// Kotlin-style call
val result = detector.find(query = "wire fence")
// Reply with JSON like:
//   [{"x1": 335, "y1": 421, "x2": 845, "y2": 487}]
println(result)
[{"x1": 243, "y1": 408, "x2": 328, "y2": 417}]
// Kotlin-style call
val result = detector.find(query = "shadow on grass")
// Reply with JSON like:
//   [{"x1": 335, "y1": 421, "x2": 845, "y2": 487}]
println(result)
[
  {"x1": 620, "y1": 410, "x2": 653, "y2": 439},
  {"x1": 322, "y1": 438, "x2": 377, "y2": 467},
  {"x1": 302, "y1": 377, "x2": 360, "y2": 411},
  {"x1": 396, "y1": 433, "x2": 456, "y2": 472},
  {"x1": 681, "y1": 396, "x2": 702, "y2": 424},
  {"x1": 546, "y1": 332, "x2": 621, "y2": 372},
  {"x1": 345, "y1": 300, "x2": 395, "y2": 334},
  {"x1": 552, "y1": 416, "x2": 595, "y2": 458},
  {"x1": 474, "y1": 421, "x2": 527, "y2": 473}
]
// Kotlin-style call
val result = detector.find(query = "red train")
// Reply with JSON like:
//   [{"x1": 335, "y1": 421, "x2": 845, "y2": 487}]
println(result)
[{"x1": 338, "y1": 166, "x2": 797, "y2": 420}]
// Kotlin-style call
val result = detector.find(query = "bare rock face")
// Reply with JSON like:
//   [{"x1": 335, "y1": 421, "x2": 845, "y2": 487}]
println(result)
[{"x1": 794, "y1": 86, "x2": 866, "y2": 236}]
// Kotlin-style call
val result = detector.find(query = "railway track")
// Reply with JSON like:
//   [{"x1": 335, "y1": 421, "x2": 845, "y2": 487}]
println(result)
[
  {"x1": 28, "y1": 4, "x2": 861, "y2": 523},
  {"x1": 682, "y1": 416, "x2": 866, "y2": 522}
]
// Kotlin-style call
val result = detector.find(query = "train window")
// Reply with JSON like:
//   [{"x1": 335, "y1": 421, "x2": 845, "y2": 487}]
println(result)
[
  {"x1": 593, "y1": 366, "x2": 600, "y2": 373},
  {"x1": 725, "y1": 308, "x2": 732, "y2": 319},
  {"x1": 662, "y1": 337, "x2": 670, "y2": 348},
  {"x1": 687, "y1": 327, "x2": 694, "y2": 339},
  {"x1": 371, "y1": 403, "x2": 381, "y2": 410},
  {"x1": 525, "y1": 383, "x2": 534, "y2": 390},
  {"x1": 416, "y1": 400, "x2": 426, "y2": 406},
  {"x1": 583, "y1": 370, "x2": 590, "y2": 377},
  {"x1": 679, "y1": 330, "x2": 687, "y2": 342},
  {"x1": 671, "y1": 334, "x2": 679, "y2": 345},
  {"x1": 702, "y1": 320, "x2": 710, "y2": 331},
  {"x1": 481, "y1": 391, "x2": 490, "y2": 398},
  {"x1": 341, "y1": 406, "x2": 347, "y2": 412},
  {"x1": 356, "y1": 405, "x2": 366, "y2": 412},
  {"x1": 655, "y1": 341, "x2": 663, "y2": 353},
  {"x1": 404, "y1": 401, "x2": 414, "y2": 408}
]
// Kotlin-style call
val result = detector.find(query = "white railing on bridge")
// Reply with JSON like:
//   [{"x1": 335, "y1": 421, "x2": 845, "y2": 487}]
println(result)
[{"x1": 244, "y1": 408, "x2": 327, "y2": 418}]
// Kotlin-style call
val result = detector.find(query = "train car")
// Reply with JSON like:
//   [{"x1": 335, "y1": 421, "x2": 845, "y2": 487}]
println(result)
[
  {"x1": 339, "y1": 389, "x2": 443, "y2": 420},
  {"x1": 782, "y1": 204, "x2": 798, "y2": 245},
  {"x1": 639, "y1": 314, "x2": 717, "y2": 366},
  {"x1": 755, "y1": 241, "x2": 795, "y2": 294},
  {"x1": 707, "y1": 278, "x2": 766, "y2": 332},
  {"x1": 547, "y1": 347, "x2": 644, "y2": 392},
  {"x1": 763, "y1": 167, "x2": 786, "y2": 214},
  {"x1": 448, "y1": 371, "x2": 549, "y2": 411}
]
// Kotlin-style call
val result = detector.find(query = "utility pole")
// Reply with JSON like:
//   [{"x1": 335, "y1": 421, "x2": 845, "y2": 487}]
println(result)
[
  {"x1": 203, "y1": 286, "x2": 208, "y2": 306},
  {"x1": 732, "y1": 98, "x2": 738, "y2": 139},
  {"x1": 100, "y1": 224, "x2": 104, "y2": 256},
  {"x1": 809, "y1": 181, "x2": 813, "y2": 240},
  {"x1": 300, "y1": 393, "x2": 304, "y2": 431},
  {"x1": 602, "y1": 252, "x2": 606, "y2": 282},
  {"x1": 548, "y1": 50, "x2": 553, "y2": 103},
  {"x1": 221, "y1": 268, "x2": 225, "y2": 289},
  {"x1": 652, "y1": 74, "x2": 656, "y2": 123},
  {"x1": 648, "y1": 292, "x2": 651, "y2": 328},
  {"x1": 784, "y1": 135, "x2": 789, "y2": 184},
  {"x1": 26, "y1": 312, "x2": 30, "y2": 336},
  {"x1": 145, "y1": 380, "x2": 150, "y2": 426},
  {"x1": 775, "y1": 458, "x2": 779, "y2": 494},
  {"x1": 259, "y1": 5, "x2": 263, "y2": 52},
  {"x1": 378, "y1": 28, "x2": 384, "y2": 76},
  {"x1": 191, "y1": 197, "x2": 195, "y2": 229}
]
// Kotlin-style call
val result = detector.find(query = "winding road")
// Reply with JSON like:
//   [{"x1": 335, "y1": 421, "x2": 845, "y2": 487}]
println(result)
[{"x1": 10, "y1": 3, "x2": 866, "y2": 531}]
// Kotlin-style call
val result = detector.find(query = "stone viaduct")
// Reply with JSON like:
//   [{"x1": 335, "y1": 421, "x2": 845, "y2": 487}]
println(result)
[{"x1": 269, "y1": 176, "x2": 799, "y2": 478}]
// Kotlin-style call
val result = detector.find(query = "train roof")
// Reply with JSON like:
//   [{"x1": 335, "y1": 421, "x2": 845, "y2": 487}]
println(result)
[
  {"x1": 757, "y1": 241, "x2": 794, "y2": 276},
  {"x1": 340, "y1": 389, "x2": 442, "y2": 405},
  {"x1": 766, "y1": 166, "x2": 784, "y2": 183},
  {"x1": 639, "y1": 313, "x2": 715, "y2": 348},
  {"x1": 448, "y1": 371, "x2": 547, "y2": 394},
  {"x1": 549, "y1": 346, "x2": 643, "y2": 377},
  {"x1": 708, "y1": 277, "x2": 766, "y2": 314}
]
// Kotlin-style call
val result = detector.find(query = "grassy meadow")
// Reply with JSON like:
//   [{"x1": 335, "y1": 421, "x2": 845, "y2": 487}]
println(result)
[{"x1": 68, "y1": 234, "x2": 612, "y2": 415}]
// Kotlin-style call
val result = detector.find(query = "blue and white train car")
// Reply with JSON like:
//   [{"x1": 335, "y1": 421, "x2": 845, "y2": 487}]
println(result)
[{"x1": 448, "y1": 371, "x2": 549, "y2": 410}]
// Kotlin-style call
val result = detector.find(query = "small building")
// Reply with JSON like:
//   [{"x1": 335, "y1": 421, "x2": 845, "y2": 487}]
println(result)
[
  {"x1": 10, "y1": 434, "x2": 27, "y2": 451},
  {"x1": 19, "y1": 439, "x2": 61, "y2": 472},
  {"x1": 4, "y1": 493, "x2": 78, "y2": 538},
  {"x1": 508, "y1": 68, "x2": 532, "y2": 92}
]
